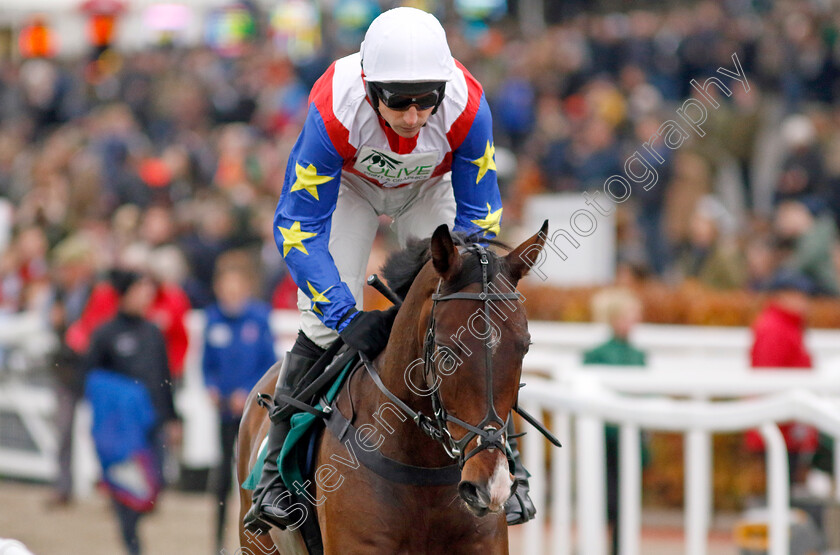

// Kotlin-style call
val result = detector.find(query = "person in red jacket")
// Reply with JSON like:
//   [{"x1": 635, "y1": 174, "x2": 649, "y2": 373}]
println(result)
[
  {"x1": 146, "y1": 282, "x2": 190, "y2": 381},
  {"x1": 65, "y1": 278, "x2": 119, "y2": 355},
  {"x1": 745, "y1": 269, "x2": 817, "y2": 485},
  {"x1": 67, "y1": 270, "x2": 190, "y2": 381}
]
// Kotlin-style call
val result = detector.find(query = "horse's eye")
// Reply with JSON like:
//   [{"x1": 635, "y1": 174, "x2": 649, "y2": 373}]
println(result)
[{"x1": 520, "y1": 339, "x2": 533, "y2": 355}]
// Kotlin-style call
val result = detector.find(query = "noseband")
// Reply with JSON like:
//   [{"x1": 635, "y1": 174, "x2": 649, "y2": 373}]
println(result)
[{"x1": 362, "y1": 245, "x2": 522, "y2": 469}]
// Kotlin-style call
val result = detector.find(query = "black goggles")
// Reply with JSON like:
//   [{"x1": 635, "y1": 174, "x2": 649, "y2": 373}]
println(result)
[{"x1": 372, "y1": 83, "x2": 444, "y2": 111}]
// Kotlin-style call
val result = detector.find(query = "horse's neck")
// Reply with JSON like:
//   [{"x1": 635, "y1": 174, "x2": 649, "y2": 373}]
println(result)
[{"x1": 352, "y1": 280, "x2": 452, "y2": 468}]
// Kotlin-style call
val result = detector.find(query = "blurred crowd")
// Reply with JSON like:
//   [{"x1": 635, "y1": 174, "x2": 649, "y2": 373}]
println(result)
[
  {"x1": 4, "y1": 2, "x2": 840, "y2": 547},
  {"x1": 1, "y1": 0, "x2": 840, "y2": 327},
  {"x1": 489, "y1": 0, "x2": 840, "y2": 295}
]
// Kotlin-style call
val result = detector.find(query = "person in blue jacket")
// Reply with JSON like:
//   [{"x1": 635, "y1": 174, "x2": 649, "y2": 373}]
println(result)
[
  {"x1": 84, "y1": 269, "x2": 181, "y2": 555},
  {"x1": 245, "y1": 7, "x2": 534, "y2": 532},
  {"x1": 202, "y1": 251, "x2": 276, "y2": 549}
]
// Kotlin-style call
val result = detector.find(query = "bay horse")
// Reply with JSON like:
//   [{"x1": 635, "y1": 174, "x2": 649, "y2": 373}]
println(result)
[{"x1": 237, "y1": 222, "x2": 547, "y2": 554}]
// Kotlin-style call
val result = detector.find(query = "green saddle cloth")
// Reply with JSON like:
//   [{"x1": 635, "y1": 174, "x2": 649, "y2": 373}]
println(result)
[{"x1": 243, "y1": 358, "x2": 355, "y2": 492}]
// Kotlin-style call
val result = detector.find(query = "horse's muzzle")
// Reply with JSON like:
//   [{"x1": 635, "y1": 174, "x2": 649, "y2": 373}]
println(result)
[{"x1": 459, "y1": 450, "x2": 515, "y2": 516}]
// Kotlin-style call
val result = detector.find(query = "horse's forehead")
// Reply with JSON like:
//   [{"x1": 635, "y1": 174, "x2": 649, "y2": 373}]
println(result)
[
  {"x1": 415, "y1": 252, "x2": 526, "y2": 333},
  {"x1": 433, "y1": 286, "x2": 528, "y2": 333}
]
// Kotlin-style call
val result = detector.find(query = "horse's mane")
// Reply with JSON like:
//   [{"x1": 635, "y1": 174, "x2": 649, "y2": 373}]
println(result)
[{"x1": 381, "y1": 232, "x2": 511, "y2": 300}]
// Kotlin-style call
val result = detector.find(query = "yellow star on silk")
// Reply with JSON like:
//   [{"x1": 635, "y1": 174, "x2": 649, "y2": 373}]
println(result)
[
  {"x1": 471, "y1": 204, "x2": 502, "y2": 236},
  {"x1": 278, "y1": 221, "x2": 317, "y2": 257},
  {"x1": 471, "y1": 141, "x2": 497, "y2": 184},
  {"x1": 290, "y1": 163, "x2": 333, "y2": 200},
  {"x1": 306, "y1": 282, "x2": 332, "y2": 315}
]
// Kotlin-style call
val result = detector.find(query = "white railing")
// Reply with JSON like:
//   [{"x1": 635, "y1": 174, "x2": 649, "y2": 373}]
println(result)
[
  {"x1": 517, "y1": 363, "x2": 840, "y2": 555},
  {"x1": 0, "y1": 311, "x2": 59, "y2": 483},
  {"x1": 0, "y1": 382, "x2": 56, "y2": 481},
  {"x1": 524, "y1": 358, "x2": 840, "y2": 397},
  {"x1": 525, "y1": 320, "x2": 840, "y2": 370}
]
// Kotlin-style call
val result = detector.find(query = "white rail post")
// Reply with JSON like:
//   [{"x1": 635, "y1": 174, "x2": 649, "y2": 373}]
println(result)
[
  {"x1": 618, "y1": 423, "x2": 641, "y2": 555},
  {"x1": 551, "y1": 411, "x2": 571, "y2": 555},
  {"x1": 523, "y1": 402, "x2": 547, "y2": 555},
  {"x1": 72, "y1": 402, "x2": 98, "y2": 498},
  {"x1": 834, "y1": 434, "x2": 840, "y2": 503},
  {"x1": 760, "y1": 424, "x2": 789, "y2": 555},
  {"x1": 685, "y1": 429, "x2": 711, "y2": 555},
  {"x1": 577, "y1": 412, "x2": 607, "y2": 555}
]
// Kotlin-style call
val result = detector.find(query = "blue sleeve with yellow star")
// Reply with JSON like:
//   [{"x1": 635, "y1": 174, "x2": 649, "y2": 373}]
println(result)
[
  {"x1": 450, "y1": 94, "x2": 503, "y2": 239},
  {"x1": 273, "y1": 103, "x2": 358, "y2": 331}
]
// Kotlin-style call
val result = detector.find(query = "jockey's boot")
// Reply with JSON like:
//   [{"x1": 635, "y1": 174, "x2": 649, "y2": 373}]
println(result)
[
  {"x1": 504, "y1": 418, "x2": 537, "y2": 525},
  {"x1": 243, "y1": 350, "x2": 317, "y2": 532}
]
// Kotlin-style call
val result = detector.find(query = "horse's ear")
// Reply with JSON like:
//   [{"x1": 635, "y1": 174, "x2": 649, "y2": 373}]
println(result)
[
  {"x1": 430, "y1": 224, "x2": 461, "y2": 280},
  {"x1": 505, "y1": 220, "x2": 548, "y2": 283}
]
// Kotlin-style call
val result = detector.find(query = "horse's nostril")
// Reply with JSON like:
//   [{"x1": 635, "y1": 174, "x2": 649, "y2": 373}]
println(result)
[
  {"x1": 458, "y1": 481, "x2": 488, "y2": 508},
  {"x1": 458, "y1": 481, "x2": 478, "y2": 505}
]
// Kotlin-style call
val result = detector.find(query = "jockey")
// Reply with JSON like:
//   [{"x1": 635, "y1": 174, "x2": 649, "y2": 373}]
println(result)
[{"x1": 244, "y1": 7, "x2": 534, "y2": 532}]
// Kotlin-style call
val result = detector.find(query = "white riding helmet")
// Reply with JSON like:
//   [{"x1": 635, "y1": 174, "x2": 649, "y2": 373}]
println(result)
[{"x1": 360, "y1": 7, "x2": 456, "y2": 84}]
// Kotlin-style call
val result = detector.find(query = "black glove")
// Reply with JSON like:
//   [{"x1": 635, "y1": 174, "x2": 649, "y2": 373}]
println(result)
[{"x1": 338, "y1": 307, "x2": 398, "y2": 359}]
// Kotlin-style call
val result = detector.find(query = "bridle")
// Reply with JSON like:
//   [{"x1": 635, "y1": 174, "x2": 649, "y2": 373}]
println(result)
[{"x1": 362, "y1": 244, "x2": 523, "y2": 470}]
